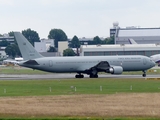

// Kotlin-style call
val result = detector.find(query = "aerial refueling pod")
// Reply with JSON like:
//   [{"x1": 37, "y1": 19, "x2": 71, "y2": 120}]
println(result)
[{"x1": 107, "y1": 66, "x2": 123, "y2": 74}]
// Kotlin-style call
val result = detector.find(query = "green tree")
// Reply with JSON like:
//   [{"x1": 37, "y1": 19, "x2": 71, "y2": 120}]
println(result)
[
  {"x1": 22, "y1": 28, "x2": 40, "y2": 46},
  {"x1": 8, "y1": 31, "x2": 14, "y2": 36},
  {"x1": 48, "y1": 29, "x2": 68, "y2": 48},
  {"x1": 5, "y1": 44, "x2": 20, "y2": 58},
  {"x1": 69, "y1": 35, "x2": 80, "y2": 48},
  {"x1": 47, "y1": 46, "x2": 57, "y2": 52},
  {"x1": 101, "y1": 36, "x2": 115, "y2": 45},
  {"x1": 92, "y1": 36, "x2": 102, "y2": 45},
  {"x1": 63, "y1": 48, "x2": 76, "y2": 56}
]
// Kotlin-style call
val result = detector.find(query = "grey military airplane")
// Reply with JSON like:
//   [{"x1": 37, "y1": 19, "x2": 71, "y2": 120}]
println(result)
[{"x1": 14, "y1": 32, "x2": 155, "y2": 78}]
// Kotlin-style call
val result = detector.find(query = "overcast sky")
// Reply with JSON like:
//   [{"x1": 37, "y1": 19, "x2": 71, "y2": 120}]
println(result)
[{"x1": 0, "y1": 0, "x2": 160, "y2": 39}]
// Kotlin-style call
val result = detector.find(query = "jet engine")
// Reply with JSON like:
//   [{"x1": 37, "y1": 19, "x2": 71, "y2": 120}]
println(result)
[{"x1": 108, "y1": 66, "x2": 123, "y2": 74}]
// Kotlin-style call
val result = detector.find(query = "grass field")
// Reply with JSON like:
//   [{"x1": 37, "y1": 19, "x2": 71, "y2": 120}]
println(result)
[
  {"x1": 0, "y1": 78, "x2": 160, "y2": 96},
  {"x1": 0, "y1": 78, "x2": 160, "y2": 119}
]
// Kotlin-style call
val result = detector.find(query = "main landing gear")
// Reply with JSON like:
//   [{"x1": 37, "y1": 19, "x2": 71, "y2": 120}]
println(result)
[
  {"x1": 142, "y1": 70, "x2": 146, "y2": 77},
  {"x1": 75, "y1": 73, "x2": 99, "y2": 78},
  {"x1": 75, "y1": 74, "x2": 84, "y2": 78},
  {"x1": 89, "y1": 74, "x2": 98, "y2": 78}
]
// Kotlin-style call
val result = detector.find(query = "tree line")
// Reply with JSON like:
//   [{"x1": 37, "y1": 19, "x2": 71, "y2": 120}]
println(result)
[{"x1": 1, "y1": 28, "x2": 114, "y2": 58}]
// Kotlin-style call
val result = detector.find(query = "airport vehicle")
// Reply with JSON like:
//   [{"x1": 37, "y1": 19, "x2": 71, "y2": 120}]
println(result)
[{"x1": 14, "y1": 32, "x2": 155, "y2": 78}]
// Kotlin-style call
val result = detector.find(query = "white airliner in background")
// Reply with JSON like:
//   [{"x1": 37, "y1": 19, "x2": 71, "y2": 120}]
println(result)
[
  {"x1": 150, "y1": 54, "x2": 160, "y2": 66},
  {"x1": 14, "y1": 32, "x2": 155, "y2": 78}
]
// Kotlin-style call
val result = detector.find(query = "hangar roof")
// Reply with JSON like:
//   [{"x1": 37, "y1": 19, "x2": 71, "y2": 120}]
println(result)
[
  {"x1": 81, "y1": 44, "x2": 160, "y2": 48},
  {"x1": 81, "y1": 44, "x2": 160, "y2": 51},
  {"x1": 118, "y1": 28, "x2": 160, "y2": 37}
]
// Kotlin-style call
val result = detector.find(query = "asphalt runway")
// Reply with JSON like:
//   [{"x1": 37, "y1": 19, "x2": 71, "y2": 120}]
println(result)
[{"x1": 0, "y1": 73, "x2": 160, "y2": 80}]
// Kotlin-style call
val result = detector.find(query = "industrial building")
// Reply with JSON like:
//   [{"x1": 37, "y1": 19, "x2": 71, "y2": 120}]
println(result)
[
  {"x1": 80, "y1": 44, "x2": 160, "y2": 57},
  {"x1": 35, "y1": 39, "x2": 54, "y2": 52},
  {"x1": 0, "y1": 34, "x2": 14, "y2": 59},
  {"x1": 110, "y1": 22, "x2": 160, "y2": 44},
  {"x1": 58, "y1": 41, "x2": 68, "y2": 56},
  {"x1": 80, "y1": 22, "x2": 160, "y2": 56}
]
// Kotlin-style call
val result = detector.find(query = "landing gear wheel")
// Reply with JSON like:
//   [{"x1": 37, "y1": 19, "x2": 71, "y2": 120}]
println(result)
[
  {"x1": 75, "y1": 74, "x2": 84, "y2": 78},
  {"x1": 89, "y1": 74, "x2": 94, "y2": 78},
  {"x1": 142, "y1": 70, "x2": 146, "y2": 77},
  {"x1": 142, "y1": 73, "x2": 146, "y2": 77},
  {"x1": 94, "y1": 74, "x2": 98, "y2": 78},
  {"x1": 89, "y1": 74, "x2": 98, "y2": 78}
]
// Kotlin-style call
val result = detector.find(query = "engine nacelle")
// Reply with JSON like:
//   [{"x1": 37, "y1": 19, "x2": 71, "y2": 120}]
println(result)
[{"x1": 108, "y1": 66, "x2": 123, "y2": 74}]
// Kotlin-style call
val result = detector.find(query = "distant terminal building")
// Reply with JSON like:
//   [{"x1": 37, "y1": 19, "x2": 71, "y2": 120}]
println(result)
[
  {"x1": 80, "y1": 44, "x2": 160, "y2": 57},
  {"x1": 0, "y1": 34, "x2": 14, "y2": 44},
  {"x1": 0, "y1": 34, "x2": 14, "y2": 58},
  {"x1": 110, "y1": 22, "x2": 160, "y2": 44}
]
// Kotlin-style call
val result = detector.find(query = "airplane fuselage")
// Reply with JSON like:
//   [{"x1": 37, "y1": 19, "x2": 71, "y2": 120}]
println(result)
[{"x1": 19, "y1": 55, "x2": 155, "y2": 73}]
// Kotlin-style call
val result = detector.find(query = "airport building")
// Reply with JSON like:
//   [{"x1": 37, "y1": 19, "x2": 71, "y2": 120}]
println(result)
[
  {"x1": 35, "y1": 39, "x2": 54, "y2": 52},
  {"x1": 0, "y1": 34, "x2": 14, "y2": 44},
  {"x1": 0, "y1": 34, "x2": 14, "y2": 58},
  {"x1": 110, "y1": 22, "x2": 160, "y2": 44},
  {"x1": 80, "y1": 44, "x2": 160, "y2": 57},
  {"x1": 79, "y1": 22, "x2": 160, "y2": 57}
]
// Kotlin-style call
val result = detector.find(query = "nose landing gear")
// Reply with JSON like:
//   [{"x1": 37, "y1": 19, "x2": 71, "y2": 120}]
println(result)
[{"x1": 142, "y1": 70, "x2": 146, "y2": 77}]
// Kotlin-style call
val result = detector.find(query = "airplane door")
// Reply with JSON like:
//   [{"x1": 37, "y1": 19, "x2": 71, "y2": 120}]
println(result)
[
  {"x1": 143, "y1": 58, "x2": 147, "y2": 65},
  {"x1": 49, "y1": 60, "x2": 53, "y2": 67}
]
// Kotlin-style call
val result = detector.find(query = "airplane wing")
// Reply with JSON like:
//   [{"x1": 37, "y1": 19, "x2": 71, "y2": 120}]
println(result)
[
  {"x1": 94, "y1": 61, "x2": 110, "y2": 71},
  {"x1": 77, "y1": 61, "x2": 123, "y2": 75},
  {"x1": 77, "y1": 61, "x2": 109, "y2": 72}
]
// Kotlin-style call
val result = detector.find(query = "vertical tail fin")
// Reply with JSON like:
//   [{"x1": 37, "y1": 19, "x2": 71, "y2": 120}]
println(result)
[{"x1": 14, "y1": 32, "x2": 43, "y2": 60}]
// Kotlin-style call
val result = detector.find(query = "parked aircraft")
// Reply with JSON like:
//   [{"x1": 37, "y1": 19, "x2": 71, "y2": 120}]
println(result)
[
  {"x1": 150, "y1": 54, "x2": 160, "y2": 66},
  {"x1": 14, "y1": 32, "x2": 155, "y2": 78}
]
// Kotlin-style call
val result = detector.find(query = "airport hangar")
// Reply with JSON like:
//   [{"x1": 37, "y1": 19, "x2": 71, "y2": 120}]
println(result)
[
  {"x1": 110, "y1": 22, "x2": 160, "y2": 44},
  {"x1": 80, "y1": 44, "x2": 160, "y2": 57},
  {"x1": 80, "y1": 23, "x2": 160, "y2": 57}
]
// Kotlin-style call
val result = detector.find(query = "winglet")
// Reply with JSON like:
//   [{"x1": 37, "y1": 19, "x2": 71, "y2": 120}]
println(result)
[{"x1": 14, "y1": 32, "x2": 43, "y2": 60}]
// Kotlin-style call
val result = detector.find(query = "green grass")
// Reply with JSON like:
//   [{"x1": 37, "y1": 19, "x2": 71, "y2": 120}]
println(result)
[
  {"x1": 0, "y1": 78, "x2": 160, "y2": 97},
  {"x1": 0, "y1": 78, "x2": 160, "y2": 119}
]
